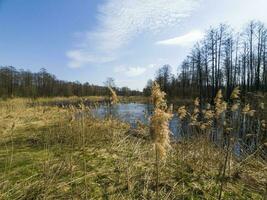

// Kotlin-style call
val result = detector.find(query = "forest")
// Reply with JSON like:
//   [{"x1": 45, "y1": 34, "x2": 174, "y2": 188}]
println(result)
[
  {"x1": 144, "y1": 20, "x2": 267, "y2": 102},
  {"x1": 0, "y1": 66, "x2": 142, "y2": 98}
]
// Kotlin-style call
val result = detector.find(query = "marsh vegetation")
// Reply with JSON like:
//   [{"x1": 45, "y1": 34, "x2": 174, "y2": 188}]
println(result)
[{"x1": 0, "y1": 84, "x2": 266, "y2": 199}]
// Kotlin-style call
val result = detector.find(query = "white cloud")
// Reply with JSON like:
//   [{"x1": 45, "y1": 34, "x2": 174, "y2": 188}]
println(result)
[
  {"x1": 67, "y1": 0, "x2": 200, "y2": 67},
  {"x1": 156, "y1": 30, "x2": 204, "y2": 46},
  {"x1": 67, "y1": 50, "x2": 116, "y2": 68},
  {"x1": 114, "y1": 64, "x2": 157, "y2": 77},
  {"x1": 125, "y1": 67, "x2": 146, "y2": 77}
]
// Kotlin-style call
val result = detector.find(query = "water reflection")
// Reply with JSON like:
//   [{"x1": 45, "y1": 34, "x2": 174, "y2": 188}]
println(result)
[
  {"x1": 91, "y1": 103, "x2": 266, "y2": 158},
  {"x1": 91, "y1": 103, "x2": 181, "y2": 138}
]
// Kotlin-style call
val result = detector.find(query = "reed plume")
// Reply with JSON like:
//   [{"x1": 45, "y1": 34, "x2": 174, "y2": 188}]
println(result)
[
  {"x1": 242, "y1": 104, "x2": 255, "y2": 117},
  {"x1": 108, "y1": 86, "x2": 119, "y2": 105},
  {"x1": 218, "y1": 87, "x2": 242, "y2": 200},
  {"x1": 150, "y1": 82, "x2": 173, "y2": 159},
  {"x1": 150, "y1": 82, "x2": 172, "y2": 199},
  {"x1": 201, "y1": 104, "x2": 214, "y2": 131},
  {"x1": 230, "y1": 87, "x2": 240, "y2": 112},
  {"x1": 177, "y1": 106, "x2": 187, "y2": 120},
  {"x1": 230, "y1": 86, "x2": 240, "y2": 100},
  {"x1": 215, "y1": 90, "x2": 227, "y2": 118},
  {"x1": 189, "y1": 98, "x2": 200, "y2": 127},
  {"x1": 151, "y1": 82, "x2": 167, "y2": 111}
]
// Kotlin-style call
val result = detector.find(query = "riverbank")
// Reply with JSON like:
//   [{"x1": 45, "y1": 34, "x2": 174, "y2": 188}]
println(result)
[
  {"x1": 0, "y1": 99, "x2": 266, "y2": 199},
  {"x1": 0, "y1": 96, "x2": 149, "y2": 107}
]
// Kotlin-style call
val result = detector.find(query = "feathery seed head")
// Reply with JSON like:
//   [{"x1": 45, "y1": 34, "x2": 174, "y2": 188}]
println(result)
[
  {"x1": 242, "y1": 104, "x2": 250, "y2": 114},
  {"x1": 150, "y1": 82, "x2": 173, "y2": 159},
  {"x1": 215, "y1": 90, "x2": 223, "y2": 104},
  {"x1": 108, "y1": 86, "x2": 119, "y2": 105},
  {"x1": 193, "y1": 108, "x2": 199, "y2": 114},
  {"x1": 200, "y1": 124, "x2": 206, "y2": 131},
  {"x1": 222, "y1": 102, "x2": 227, "y2": 111},
  {"x1": 151, "y1": 82, "x2": 167, "y2": 110},
  {"x1": 230, "y1": 87, "x2": 240, "y2": 100},
  {"x1": 231, "y1": 103, "x2": 240, "y2": 112},
  {"x1": 214, "y1": 90, "x2": 228, "y2": 117},
  {"x1": 194, "y1": 98, "x2": 200, "y2": 106},
  {"x1": 177, "y1": 106, "x2": 187, "y2": 120},
  {"x1": 204, "y1": 110, "x2": 214, "y2": 120}
]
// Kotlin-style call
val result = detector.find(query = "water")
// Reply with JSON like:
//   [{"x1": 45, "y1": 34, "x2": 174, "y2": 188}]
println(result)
[
  {"x1": 91, "y1": 103, "x2": 181, "y2": 138},
  {"x1": 88, "y1": 103, "x2": 267, "y2": 158}
]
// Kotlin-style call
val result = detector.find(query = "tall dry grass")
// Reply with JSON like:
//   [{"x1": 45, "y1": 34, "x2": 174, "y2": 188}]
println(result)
[
  {"x1": 177, "y1": 87, "x2": 267, "y2": 199},
  {"x1": 150, "y1": 82, "x2": 173, "y2": 199},
  {"x1": 0, "y1": 95, "x2": 266, "y2": 199},
  {"x1": 108, "y1": 86, "x2": 119, "y2": 105}
]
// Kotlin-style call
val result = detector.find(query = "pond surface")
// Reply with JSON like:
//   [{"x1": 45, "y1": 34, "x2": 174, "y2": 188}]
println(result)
[
  {"x1": 91, "y1": 103, "x2": 267, "y2": 157},
  {"x1": 83, "y1": 102, "x2": 267, "y2": 158},
  {"x1": 91, "y1": 103, "x2": 181, "y2": 138}
]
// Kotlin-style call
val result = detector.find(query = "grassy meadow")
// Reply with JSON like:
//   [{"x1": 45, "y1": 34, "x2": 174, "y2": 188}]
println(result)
[{"x1": 0, "y1": 92, "x2": 266, "y2": 200}]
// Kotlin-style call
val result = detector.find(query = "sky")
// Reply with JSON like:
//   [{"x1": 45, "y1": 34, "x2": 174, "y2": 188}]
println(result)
[{"x1": 1, "y1": 0, "x2": 267, "y2": 90}]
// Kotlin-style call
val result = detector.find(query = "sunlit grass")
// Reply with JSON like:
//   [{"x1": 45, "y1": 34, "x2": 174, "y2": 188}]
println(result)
[{"x1": 0, "y1": 96, "x2": 266, "y2": 199}]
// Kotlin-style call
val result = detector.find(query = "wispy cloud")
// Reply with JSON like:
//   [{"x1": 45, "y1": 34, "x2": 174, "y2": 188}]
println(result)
[
  {"x1": 156, "y1": 30, "x2": 204, "y2": 46},
  {"x1": 67, "y1": 0, "x2": 200, "y2": 68},
  {"x1": 114, "y1": 64, "x2": 157, "y2": 77},
  {"x1": 66, "y1": 51, "x2": 116, "y2": 68}
]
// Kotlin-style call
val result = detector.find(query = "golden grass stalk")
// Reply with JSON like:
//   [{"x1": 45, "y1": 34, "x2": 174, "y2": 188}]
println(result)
[
  {"x1": 150, "y1": 82, "x2": 173, "y2": 199},
  {"x1": 177, "y1": 106, "x2": 187, "y2": 120},
  {"x1": 194, "y1": 97, "x2": 200, "y2": 107},
  {"x1": 151, "y1": 82, "x2": 167, "y2": 111},
  {"x1": 231, "y1": 103, "x2": 240, "y2": 112},
  {"x1": 201, "y1": 106, "x2": 214, "y2": 131},
  {"x1": 150, "y1": 109, "x2": 173, "y2": 158},
  {"x1": 230, "y1": 86, "x2": 240, "y2": 100},
  {"x1": 108, "y1": 86, "x2": 119, "y2": 105},
  {"x1": 215, "y1": 90, "x2": 227, "y2": 118},
  {"x1": 150, "y1": 82, "x2": 173, "y2": 159},
  {"x1": 230, "y1": 87, "x2": 240, "y2": 112},
  {"x1": 189, "y1": 98, "x2": 200, "y2": 128},
  {"x1": 242, "y1": 104, "x2": 250, "y2": 114},
  {"x1": 242, "y1": 104, "x2": 256, "y2": 116}
]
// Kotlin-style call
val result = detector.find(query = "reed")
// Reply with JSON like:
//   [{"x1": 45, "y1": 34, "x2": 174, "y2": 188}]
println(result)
[
  {"x1": 0, "y1": 97, "x2": 266, "y2": 199},
  {"x1": 218, "y1": 87, "x2": 240, "y2": 200},
  {"x1": 176, "y1": 87, "x2": 267, "y2": 199},
  {"x1": 150, "y1": 82, "x2": 173, "y2": 199},
  {"x1": 108, "y1": 86, "x2": 119, "y2": 105}
]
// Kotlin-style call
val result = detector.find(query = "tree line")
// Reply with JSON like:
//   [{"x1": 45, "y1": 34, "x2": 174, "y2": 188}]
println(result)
[
  {"x1": 144, "y1": 20, "x2": 267, "y2": 101},
  {"x1": 0, "y1": 66, "x2": 142, "y2": 98}
]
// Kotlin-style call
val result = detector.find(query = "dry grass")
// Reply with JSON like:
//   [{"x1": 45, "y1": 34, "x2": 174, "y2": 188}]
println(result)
[
  {"x1": 108, "y1": 87, "x2": 119, "y2": 105},
  {"x1": 0, "y1": 98, "x2": 266, "y2": 199}
]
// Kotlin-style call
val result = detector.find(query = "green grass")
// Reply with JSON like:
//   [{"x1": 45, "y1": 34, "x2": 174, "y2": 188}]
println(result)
[{"x1": 0, "y1": 98, "x2": 266, "y2": 199}]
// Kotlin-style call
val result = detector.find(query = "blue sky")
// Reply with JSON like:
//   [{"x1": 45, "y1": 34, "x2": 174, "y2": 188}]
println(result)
[{"x1": 1, "y1": 0, "x2": 267, "y2": 90}]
